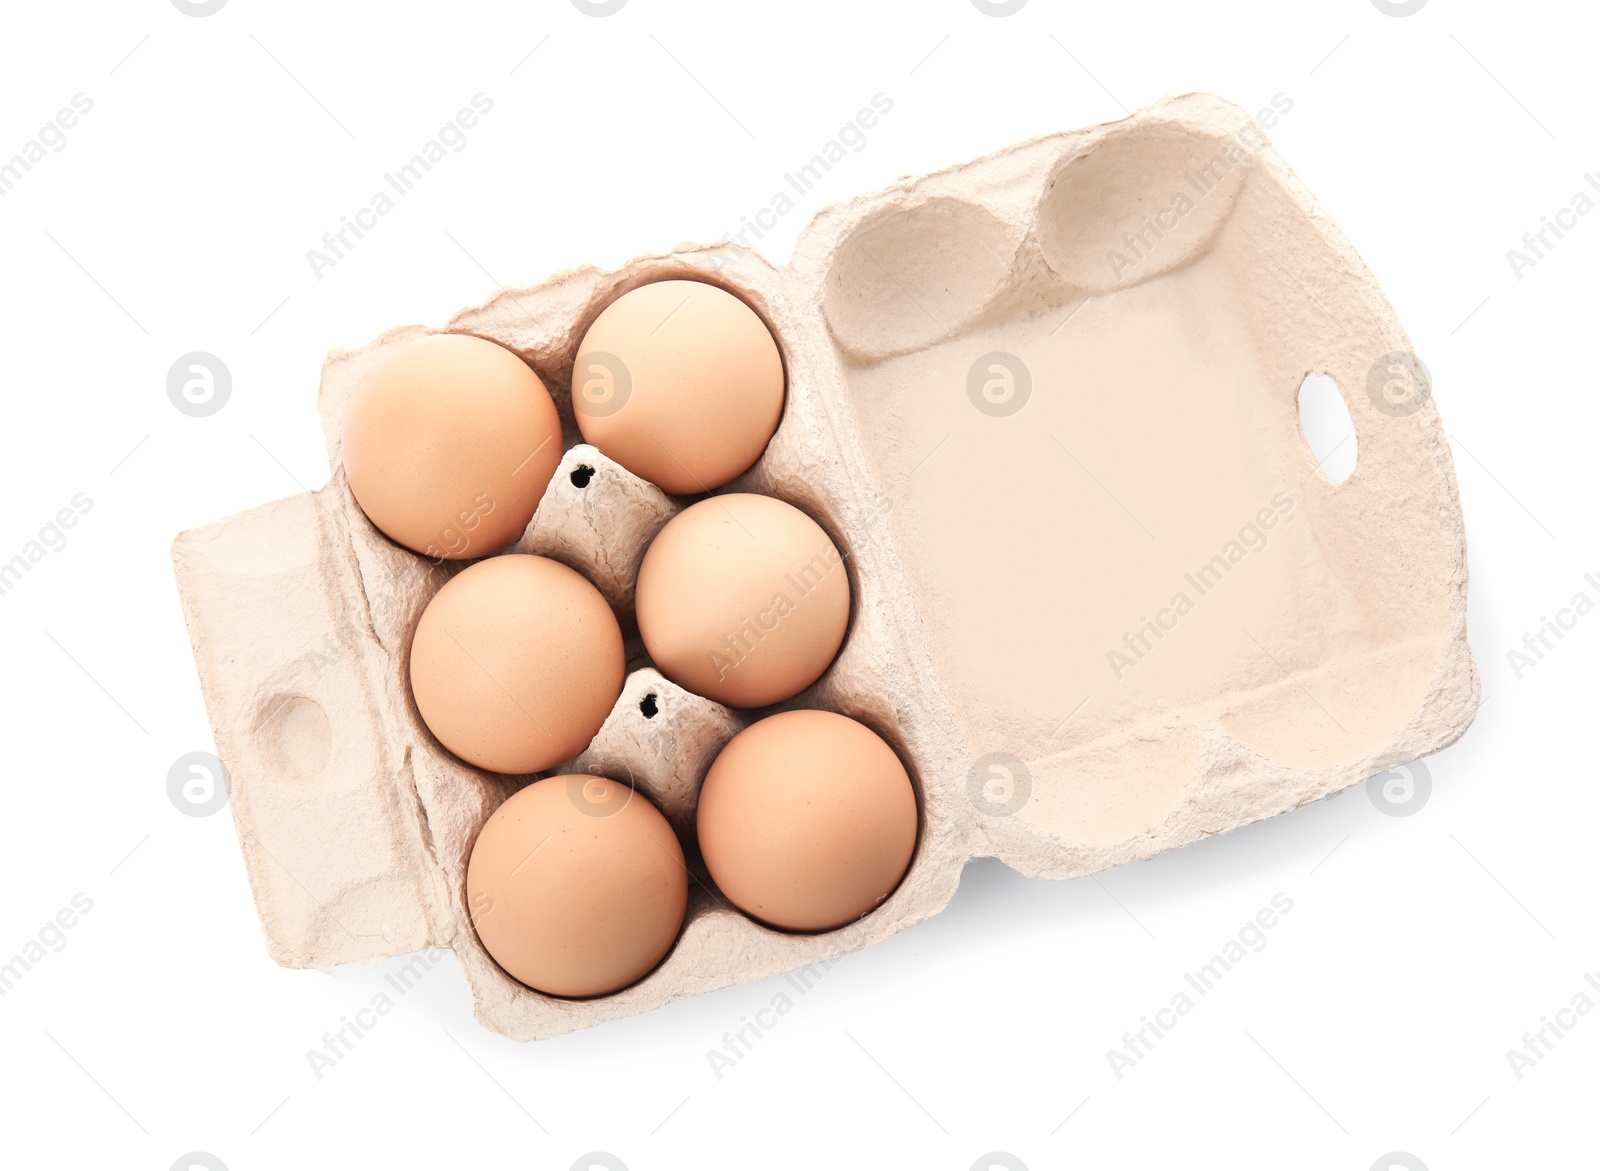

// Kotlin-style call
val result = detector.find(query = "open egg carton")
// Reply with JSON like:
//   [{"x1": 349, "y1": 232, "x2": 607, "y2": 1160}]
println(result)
[{"x1": 172, "y1": 93, "x2": 1478, "y2": 1041}]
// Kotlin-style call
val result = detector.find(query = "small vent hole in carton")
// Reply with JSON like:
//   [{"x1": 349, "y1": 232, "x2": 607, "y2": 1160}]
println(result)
[
  {"x1": 1297, "y1": 373, "x2": 1357, "y2": 484},
  {"x1": 639, "y1": 693, "x2": 659, "y2": 719},
  {"x1": 570, "y1": 464, "x2": 596, "y2": 489}
]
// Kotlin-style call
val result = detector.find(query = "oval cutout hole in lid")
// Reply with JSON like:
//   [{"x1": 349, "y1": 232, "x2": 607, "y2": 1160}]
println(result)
[{"x1": 1297, "y1": 372, "x2": 1358, "y2": 484}]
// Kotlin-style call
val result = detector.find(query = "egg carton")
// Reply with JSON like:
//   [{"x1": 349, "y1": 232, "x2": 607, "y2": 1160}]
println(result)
[{"x1": 171, "y1": 93, "x2": 1478, "y2": 1041}]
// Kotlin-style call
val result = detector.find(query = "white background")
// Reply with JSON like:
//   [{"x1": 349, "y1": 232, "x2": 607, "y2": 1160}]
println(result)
[{"x1": 1, "y1": 1, "x2": 1595, "y2": 1168}]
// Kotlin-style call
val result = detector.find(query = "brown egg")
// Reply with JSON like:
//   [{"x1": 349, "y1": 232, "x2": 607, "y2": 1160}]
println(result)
[
  {"x1": 635, "y1": 494, "x2": 850, "y2": 707},
  {"x1": 409, "y1": 555, "x2": 623, "y2": 773},
  {"x1": 697, "y1": 710, "x2": 917, "y2": 932},
  {"x1": 572, "y1": 280, "x2": 784, "y2": 494},
  {"x1": 467, "y1": 776, "x2": 688, "y2": 998},
  {"x1": 342, "y1": 333, "x2": 562, "y2": 559}
]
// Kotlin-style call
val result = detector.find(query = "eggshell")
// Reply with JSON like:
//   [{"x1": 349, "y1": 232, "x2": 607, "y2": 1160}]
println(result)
[
  {"x1": 572, "y1": 280, "x2": 784, "y2": 494},
  {"x1": 635, "y1": 494, "x2": 849, "y2": 707},
  {"x1": 409, "y1": 555, "x2": 623, "y2": 774},
  {"x1": 467, "y1": 776, "x2": 688, "y2": 998},
  {"x1": 697, "y1": 710, "x2": 918, "y2": 933},
  {"x1": 342, "y1": 333, "x2": 562, "y2": 559}
]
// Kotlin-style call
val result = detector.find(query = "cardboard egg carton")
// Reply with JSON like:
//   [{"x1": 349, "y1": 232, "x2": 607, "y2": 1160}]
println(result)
[{"x1": 171, "y1": 93, "x2": 1478, "y2": 1041}]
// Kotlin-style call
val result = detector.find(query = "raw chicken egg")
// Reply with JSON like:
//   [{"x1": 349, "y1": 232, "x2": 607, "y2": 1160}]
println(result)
[
  {"x1": 409, "y1": 554, "x2": 623, "y2": 774},
  {"x1": 571, "y1": 280, "x2": 784, "y2": 494},
  {"x1": 467, "y1": 775, "x2": 688, "y2": 998},
  {"x1": 697, "y1": 710, "x2": 918, "y2": 933},
  {"x1": 342, "y1": 333, "x2": 562, "y2": 559},
  {"x1": 635, "y1": 494, "x2": 850, "y2": 707}
]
